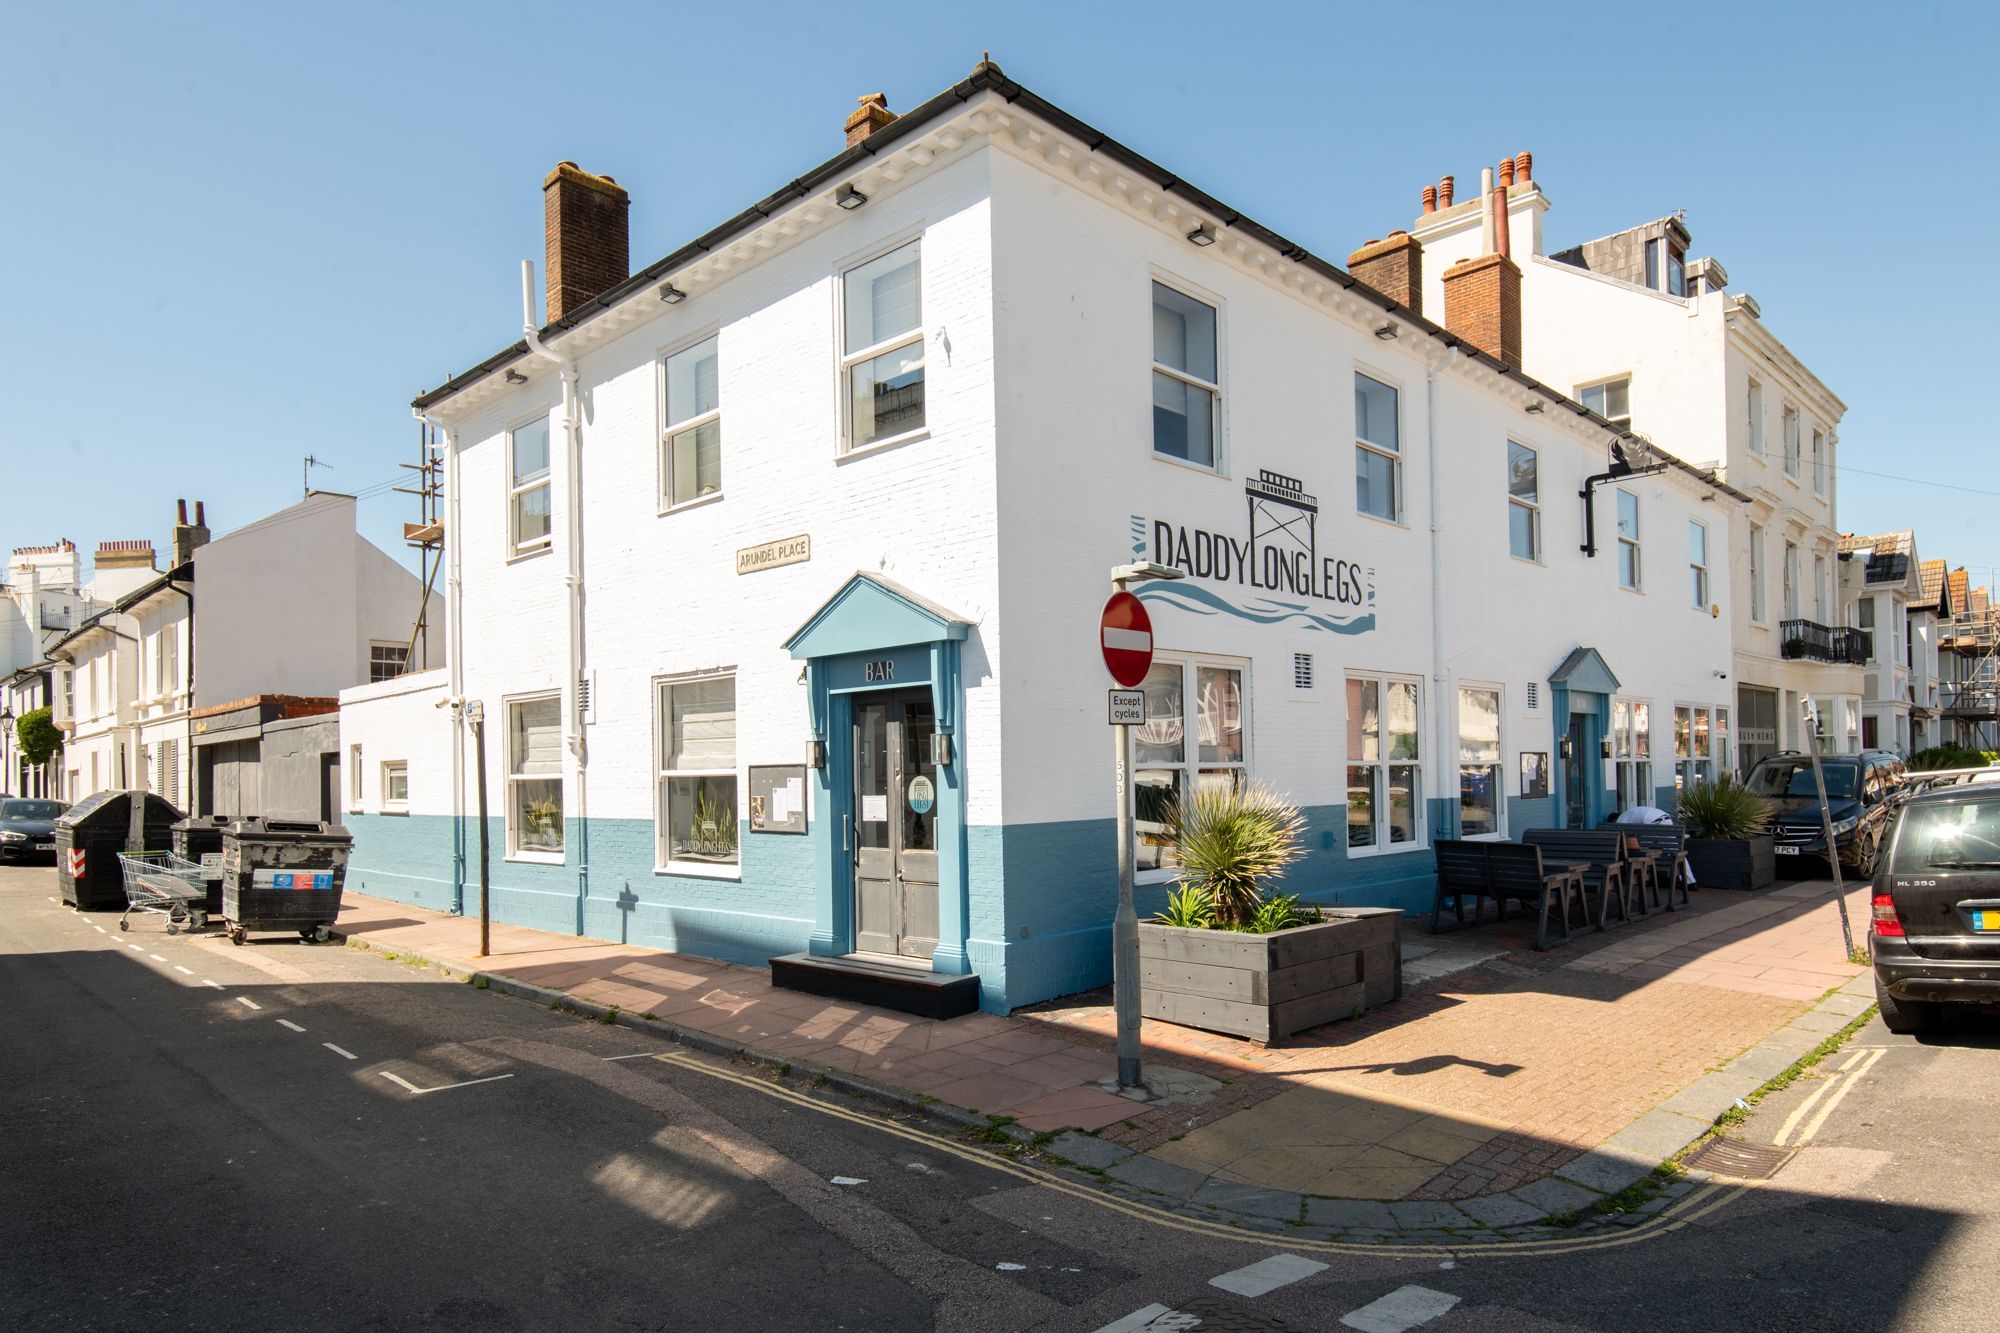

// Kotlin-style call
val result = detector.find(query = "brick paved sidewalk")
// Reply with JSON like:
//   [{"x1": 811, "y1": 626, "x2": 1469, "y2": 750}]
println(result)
[{"x1": 332, "y1": 876, "x2": 1871, "y2": 1231}]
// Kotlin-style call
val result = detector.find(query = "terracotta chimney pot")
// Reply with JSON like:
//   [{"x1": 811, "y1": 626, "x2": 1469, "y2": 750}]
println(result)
[
  {"x1": 1515, "y1": 150, "x2": 1532, "y2": 182},
  {"x1": 1439, "y1": 175, "x2": 1455, "y2": 208},
  {"x1": 1421, "y1": 185, "x2": 1437, "y2": 214},
  {"x1": 1498, "y1": 158, "x2": 1516, "y2": 188}
]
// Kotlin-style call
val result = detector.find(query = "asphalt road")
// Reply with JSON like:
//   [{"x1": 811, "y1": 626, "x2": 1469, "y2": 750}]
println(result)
[{"x1": 4, "y1": 862, "x2": 1994, "y2": 1332}]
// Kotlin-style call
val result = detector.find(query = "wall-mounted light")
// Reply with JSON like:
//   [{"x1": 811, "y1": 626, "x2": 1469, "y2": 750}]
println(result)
[
  {"x1": 1373, "y1": 323, "x2": 1399, "y2": 341},
  {"x1": 657, "y1": 283, "x2": 686, "y2": 304},
  {"x1": 505, "y1": 369, "x2": 528, "y2": 385},
  {"x1": 836, "y1": 184, "x2": 867, "y2": 210},
  {"x1": 807, "y1": 738, "x2": 826, "y2": 769},
  {"x1": 1526, "y1": 401, "x2": 1545, "y2": 414},
  {"x1": 1186, "y1": 225, "x2": 1216, "y2": 247}
]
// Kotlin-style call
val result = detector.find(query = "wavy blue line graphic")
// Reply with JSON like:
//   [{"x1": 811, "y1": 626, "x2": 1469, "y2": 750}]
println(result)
[
  {"x1": 1128, "y1": 515, "x2": 1148, "y2": 558},
  {"x1": 1137, "y1": 581, "x2": 1376, "y2": 636}
]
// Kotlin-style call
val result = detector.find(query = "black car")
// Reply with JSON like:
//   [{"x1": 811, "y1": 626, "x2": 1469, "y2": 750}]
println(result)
[
  {"x1": 0, "y1": 799, "x2": 67, "y2": 862},
  {"x1": 1871, "y1": 781, "x2": 2000, "y2": 1032},
  {"x1": 1744, "y1": 749, "x2": 1906, "y2": 877}
]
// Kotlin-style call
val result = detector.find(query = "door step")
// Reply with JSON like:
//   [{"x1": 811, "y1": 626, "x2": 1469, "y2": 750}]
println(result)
[{"x1": 769, "y1": 952, "x2": 981, "y2": 1019}]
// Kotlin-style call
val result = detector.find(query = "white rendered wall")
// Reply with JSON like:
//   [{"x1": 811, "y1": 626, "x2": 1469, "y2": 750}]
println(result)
[{"x1": 339, "y1": 668, "x2": 451, "y2": 815}]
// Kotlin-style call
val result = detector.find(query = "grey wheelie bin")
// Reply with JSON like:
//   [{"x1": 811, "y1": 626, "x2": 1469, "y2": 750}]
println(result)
[
  {"x1": 171, "y1": 814, "x2": 231, "y2": 915},
  {"x1": 55, "y1": 790, "x2": 184, "y2": 911},
  {"x1": 219, "y1": 818, "x2": 352, "y2": 945}
]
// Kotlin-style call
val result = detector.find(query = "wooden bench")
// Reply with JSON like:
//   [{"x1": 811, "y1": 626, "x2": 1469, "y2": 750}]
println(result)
[
  {"x1": 1522, "y1": 828, "x2": 1631, "y2": 930},
  {"x1": 1614, "y1": 822, "x2": 1693, "y2": 910},
  {"x1": 1432, "y1": 839, "x2": 1587, "y2": 951},
  {"x1": 1601, "y1": 824, "x2": 1665, "y2": 915}
]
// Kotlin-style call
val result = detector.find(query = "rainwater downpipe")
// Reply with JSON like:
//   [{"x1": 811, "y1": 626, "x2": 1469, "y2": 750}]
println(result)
[
  {"x1": 1427, "y1": 345, "x2": 1459, "y2": 841},
  {"x1": 414, "y1": 408, "x2": 465, "y2": 913},
  {"x1": 163, "y1": 578, "x2": 194, "y2": 814},
  {"x1": 519, "y1": 261, "x2": 589, "y2": 925}
]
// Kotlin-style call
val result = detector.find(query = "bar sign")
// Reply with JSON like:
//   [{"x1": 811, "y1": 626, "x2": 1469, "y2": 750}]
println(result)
[{"x1": 1108, "y1": 689, "x2": 1146, "y2": 726}]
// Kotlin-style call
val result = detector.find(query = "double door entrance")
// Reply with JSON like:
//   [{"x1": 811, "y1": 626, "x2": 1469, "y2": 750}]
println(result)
[{"x1": 852, "y1": 689, "x2": 939, "y2": 961}]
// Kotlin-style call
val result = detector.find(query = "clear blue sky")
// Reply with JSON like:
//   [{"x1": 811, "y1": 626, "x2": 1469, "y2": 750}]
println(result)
[{"x1": 7, "y1": 1, "x2": 1995, "y2": 588}]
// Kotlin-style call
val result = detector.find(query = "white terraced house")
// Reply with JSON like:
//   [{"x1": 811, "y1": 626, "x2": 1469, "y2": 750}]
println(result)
[{"x1": 339, "y1": 64, "x2": 1742, "y2": 1016}]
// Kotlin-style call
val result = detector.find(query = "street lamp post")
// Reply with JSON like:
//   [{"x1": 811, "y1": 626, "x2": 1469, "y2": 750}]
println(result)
[{"x1": 1108, "y1": 561, "x2": 1183, "y2": 1090}]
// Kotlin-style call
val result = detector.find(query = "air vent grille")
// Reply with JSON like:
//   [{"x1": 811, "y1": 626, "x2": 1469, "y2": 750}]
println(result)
[{"x1": 1294, "y1": 653, "x2": 1314, "y2": 690}]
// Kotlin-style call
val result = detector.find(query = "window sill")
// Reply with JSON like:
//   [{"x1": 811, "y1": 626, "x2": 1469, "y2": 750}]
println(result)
[
  {"x1": 506, "y1": 543, "x2": 554, "y2": 565},
  {"x1": 1151, "y1": 451, "x2": 1226, "y2": 479},
  {"x1": 1356, "y1": 509, "x2": 1407, "y2": 531},
  {"x1": 379, "y1": 807, "x2": 410, "y2": 817},
  {"x1": 655, "y1": 862, "x2": 743, "y2": 881},
  {"x1": 1510, "y1": 553, "x2": 1543, "y2": 568},
  {"x1": 507, "y1": 850, "x2": 565, "y2": 866},
  {"x1": 1346, "y1": 841, "x2": 1430, "y2": 860},
  {"x1": 658, "y1": 491, "x2": 725, "y2": 518},
  {"x1": 1621, "y1": 584, "x2": 1645, "y2": 595},
  {"x1": 838, "y1": 427, "x2": 930, "y2": 463}
]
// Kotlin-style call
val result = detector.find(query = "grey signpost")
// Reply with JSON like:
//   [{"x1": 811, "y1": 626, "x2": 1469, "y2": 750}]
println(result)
[
  {"x1": 1801, "y1": 699, "x2": 1858, "y2": 957},
  {"x1": 1105, "y1": 562, "x2": 1183, "y2": 1090}
]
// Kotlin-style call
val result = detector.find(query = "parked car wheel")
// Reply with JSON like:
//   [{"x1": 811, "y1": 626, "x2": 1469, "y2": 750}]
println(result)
[{"x1": 1876, "y1": 977, "x2": 1940, "y2": 1035}]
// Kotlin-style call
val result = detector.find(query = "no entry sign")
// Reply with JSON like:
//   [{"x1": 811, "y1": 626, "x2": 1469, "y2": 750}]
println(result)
[{"x1": 1100, "y1": 591, "x2": 1155, "y2": 688}]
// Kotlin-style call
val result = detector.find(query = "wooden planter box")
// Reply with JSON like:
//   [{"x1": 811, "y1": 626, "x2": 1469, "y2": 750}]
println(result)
[
  {"x1": 1686, "y1": 834, "x2": 1776, "y2": 890},
  {"x1": 1138, "y1": 907, "x2": 1402, "y2": 1045}
]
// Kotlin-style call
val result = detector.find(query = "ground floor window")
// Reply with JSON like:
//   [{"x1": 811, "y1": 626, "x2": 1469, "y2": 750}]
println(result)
[
  {"x1": 1348, "y1": 674, "x2": 1422, "y2": 851},
  {"x1": 659, "y1": 674, "x2": 738, "y2": 869},
  {"x1": 1673, "y1": 704, "x2": 1729, "y2": 789},
  {"x1": 382, "y1": 760, "x2": 408, "y2": 808},
  {"x1": 507, "y1": 693, "x2": 563, "y2": 856},
  {"x1": 1457, "y1": 685, "x2": 1503, "y2": 836},
  {"x1": 1612, "y1": 699, "x2": 1653, "y2": 809},
  {"x1": 1134, "y1": 657, "x2": 1247, "y2": 873}
]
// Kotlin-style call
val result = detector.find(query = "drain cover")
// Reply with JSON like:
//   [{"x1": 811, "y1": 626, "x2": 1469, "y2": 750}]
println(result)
[{"x1": 1683, "y1": 1138, "x2": 1796, "y2": 1180}]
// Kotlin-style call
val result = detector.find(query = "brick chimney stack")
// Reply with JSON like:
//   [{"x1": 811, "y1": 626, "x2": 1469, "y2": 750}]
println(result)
[
  {"x1": 1440, "y1": 181, "x2": 1523, "y2": 369},
  {"x1": 1347, "y1": 231, "x2": 1423, "y2": 317},
  {"x1": 171, "y1": 497, "x2": 211, "y2": 567},
  {"x1": 844, "y1": 93, "x2": 897, "y2": 146},
  {"x1": 542, "y1": 162, "x2": 630, "y2": 323}
]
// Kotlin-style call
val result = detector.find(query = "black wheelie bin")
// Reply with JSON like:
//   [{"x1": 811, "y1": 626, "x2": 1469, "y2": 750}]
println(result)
[
  {"x1": 55, "y1": 790, "x2": 184, "y2": 911},
  {"x1": 218, "y1": 818, "x2": 352, "y2": 944},
  {"x1": 171, "y1": 814, "x2": 231, "y2": 915}
]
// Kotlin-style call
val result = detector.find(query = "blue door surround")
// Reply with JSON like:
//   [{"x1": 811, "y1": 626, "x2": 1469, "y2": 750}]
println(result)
[
  {"x1": 785, "y1": 573, "x2": 972, "y2": 975},
  {"x1": 1549, "y1": 646, "x2": 1620, "y2": 829}
]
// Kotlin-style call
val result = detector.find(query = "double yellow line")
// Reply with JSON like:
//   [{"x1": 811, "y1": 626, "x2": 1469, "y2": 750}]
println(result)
[{"x1": 651, "y1": 1050, "x2": 1763, "y2": 1260}]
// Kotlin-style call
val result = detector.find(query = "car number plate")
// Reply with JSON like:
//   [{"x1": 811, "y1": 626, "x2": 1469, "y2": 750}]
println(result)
[
  {"x1": 1775, "y1": 845, "x2": 1801, "y2": 855},
  {"x1": 1975, "y1": 910, "x2": 2000, "y2": 932}
]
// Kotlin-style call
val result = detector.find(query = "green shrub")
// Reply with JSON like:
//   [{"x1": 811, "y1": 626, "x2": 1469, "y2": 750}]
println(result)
[
  {"x1": 1164, "y1": 782, "x2": 1305, "y2": 928},
  {"x1": 1244, "y1": 893, "x2": 1322, "y2": 934},
  {"x1": 1154, "y1": 884, "x2": 1215, "y2": 929},
  {"x1": 1675, "y1": 774, "x2": 1775, "y2": 840},
  {"x1": 15, "y1": 708, "x2": 60, "y2": 766},
  {"x1": 1909, "y1": 745, "x2": 1999, "y2": 772}
]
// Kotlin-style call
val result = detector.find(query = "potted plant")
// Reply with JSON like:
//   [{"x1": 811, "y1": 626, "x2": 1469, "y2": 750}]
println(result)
[
  {"x1": 1136, "y1": 783, "x2": 1402, "y2": 1044},
  {"x1": 1676, "y1": 775, "x2": 1777, "y2": 890}
]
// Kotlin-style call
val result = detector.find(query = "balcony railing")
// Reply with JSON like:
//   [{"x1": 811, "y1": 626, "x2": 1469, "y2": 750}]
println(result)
[{"x1": 1780, "y1": 619, "x2": 1869, "y2": 665}]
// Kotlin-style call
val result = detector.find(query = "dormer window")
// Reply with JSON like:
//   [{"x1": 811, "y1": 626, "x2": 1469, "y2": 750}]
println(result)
[{"x1": 1645, "y1": 237, "x2": 1687, "y2": 296}]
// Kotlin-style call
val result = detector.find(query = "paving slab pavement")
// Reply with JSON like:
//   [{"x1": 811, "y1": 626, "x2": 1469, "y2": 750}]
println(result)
[{"x1": 331, "y1": 876, "x2": 1874, "y2": 1243}]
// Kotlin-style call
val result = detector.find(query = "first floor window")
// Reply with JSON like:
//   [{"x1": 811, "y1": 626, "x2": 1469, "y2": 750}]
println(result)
[
  {"x1": 1749, "y1": 525, "x2": 1766, "y2": 622},
  {"x1": 369, "y1": 643, "x2": 408, "y2": 683},
  {"x1": 1355, "y1": 372, "x2": 1401, "y2": 520},
  {"x1": 1582, "y1": 377, "x2": 1632, "y2": 432},
  {"x1": 843, "y1": 241, "x2": 924, "y2": 449},
  {"x1": 382, "y1": 761, "x2": 408, "y2": 807},
  {"x1": 1617, "y1": 489, "x2": 1641, "y2": 590},
  {"x1": 1152, "y1": 282, "x2": 1220, "y2": 467},
  {"x1": 1347, "y1": 674, "x2": 1421, "y2": 851},
  {"x1": 508, "y1": 694, "x2": 563, "y2": 855},
  {"x1": 509, "y1": 417, "x2": 553, "y2": 553},
  {"x1": 1689, "y1": 520, "x2": 1709, "y2": 609},
  {"x1": 663, "y1": 335, "x2": 721, "y2": 506},
  {"x1": 1507, "y1": 441, "x2": 1540, "y2": 561},
  {"x1": 660, "y1": 675, "x2": 738, "y2": 867},
  {"x1": 1133, "y1": 659, "x2": 1247, "y2": 872},
  {"x1": 1458, "y1": 686, "x2": 1503, "y2": 836},
  {"x1": 1612, "y1": 699, "x2": 1653, "y2": 809}
]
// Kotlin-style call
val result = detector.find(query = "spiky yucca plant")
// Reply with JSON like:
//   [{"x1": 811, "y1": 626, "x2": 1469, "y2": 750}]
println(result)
[
  {"x1": 1165, "y1": 782, "x2": 1306, "y2": 928},
  {"x1": 1674, "y1": 774, "x2": 1775, "y2": 841}
]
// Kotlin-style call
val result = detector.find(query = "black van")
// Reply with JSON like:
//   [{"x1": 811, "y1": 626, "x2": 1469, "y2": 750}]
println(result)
[
  {"x1": 1870, "y1": 781, "x2": 2000, "y2": 1033},
  {"x1": 1744, "y1": 749, "x2": 1906, "y2": 877}
]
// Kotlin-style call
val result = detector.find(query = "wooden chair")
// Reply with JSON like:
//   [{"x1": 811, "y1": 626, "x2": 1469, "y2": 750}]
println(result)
[
  {"x1": 1487, "y1": 841, "x2": 1587, "y2": 951},
  {"x1": 1522, "y1": 828, "x2": 1632, "y2": 930},
  {"x1": 1603, "y1": 824, "x2": 1665, "y2": 914},
  {"x1": 1618, "y1": 822, "x2": 1693, "y2": 909}
]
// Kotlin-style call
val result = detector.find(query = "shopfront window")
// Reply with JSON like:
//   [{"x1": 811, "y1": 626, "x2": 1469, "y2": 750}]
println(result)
[
  {"x1": 1133, "y1": 658, "x2": 1247, "y2": 873},
  {"x1": 507, "y1": 694, "x2": 563, "y2": 856},
  {"x1": 659, "y1": 674, "x2": 738, "y2": 869},
  {"x1": 1458, "y1": 686, "x2": 1502, "y2": 837},
  {"x1": 1674, "y1": 704, "x2": 1727, "y2": 790},
  {"x1": 1348, "y1": 674, "x2": 1422, "y2": 852},
  {"x1": 1613, "y1": 699, "x2": 1653, "y2": 810}
]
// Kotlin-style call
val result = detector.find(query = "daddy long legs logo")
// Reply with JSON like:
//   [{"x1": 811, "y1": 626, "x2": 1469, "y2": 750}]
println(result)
[{"x1": 1130, "y1": 469, "x2": 1377, "y2": 635}]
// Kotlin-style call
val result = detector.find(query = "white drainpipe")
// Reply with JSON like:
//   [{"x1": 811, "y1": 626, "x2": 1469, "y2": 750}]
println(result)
[
  {"x1": 519, "y1": 261, "x2": 588, "y2": 915},
  {"x1": 1427, "y1": 345, "x2": 1460, "y2": 836}
]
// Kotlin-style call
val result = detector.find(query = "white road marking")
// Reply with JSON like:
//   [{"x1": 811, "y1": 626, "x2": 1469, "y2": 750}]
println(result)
[
  {"x1": 1340, "y1": 1285, "x2": 1462, "y2": 1333},
  {"x1": 150, "y1": 954, "x2": 166, "y2": 962},
  {"x1": 1091, "y1": 1307, "x2": 1192, "y2": 1333},
  {"x1": 174, "y1": 966, "x2": 192, "y2": 975},
  {"x1": 127, "y1": 944, "x2": 145, "y2": 953},
  {"x1": 600, "y1": 1052, "x2": 656, "y2": 1061},
  {"x1": 93, "y1": 925, "x2": 105, "y2": 933},
  {"x1": 996, "y1": 1263, "x2": 1027, "y2": 1271},
  {"x1": 1796, "y1": 1047, "x2": 1884, "y2": 1146},
  {"x1": 236, "y1": 997, "x2": 262, "y2": 1010},
  {"x1": 323, "y1": 1044, "x2": 357, "y2": 1060},
  {"x1": 276, "y1": 1019, "x2": 306, "y2": 1033},
  {"x1": 47, "y1": 897, "x2": 57, "y2": 903},
  {"x1": 1209, "y1": 1253, "x2": 1328, "y2": 1298},
  {"x1": 831, "y1": 1176, "x2": 867, "y2": 1186},
  {"x1": 378, "y1": 1070, "x2": 515, "y2": 1096},
  {"x1": 203, "y1": 980, "x2": 224, "y2": 989}
]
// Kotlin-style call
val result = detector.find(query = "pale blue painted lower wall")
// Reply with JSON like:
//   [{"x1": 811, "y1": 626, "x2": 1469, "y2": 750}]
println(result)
[{"x1": 349, "y1": 796, "x2": 1485, "y2": 1014}]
